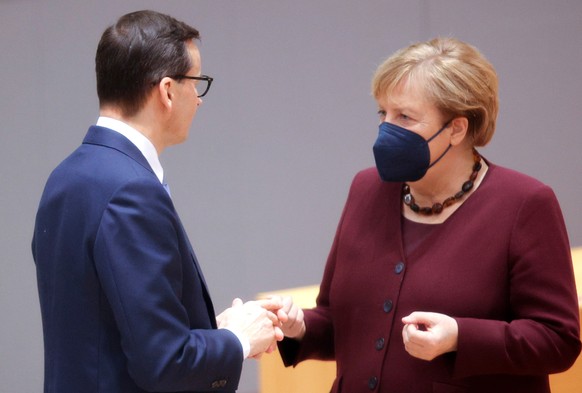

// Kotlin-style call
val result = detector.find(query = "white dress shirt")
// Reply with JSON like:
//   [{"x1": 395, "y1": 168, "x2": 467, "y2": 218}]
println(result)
[{"x1": 96, "y1": 116, "x2": 164, "y2": 184}]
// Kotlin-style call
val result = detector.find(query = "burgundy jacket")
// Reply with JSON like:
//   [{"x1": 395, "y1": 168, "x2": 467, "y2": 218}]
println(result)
[{"x1": 280, "y1": 161, "x2": 581, "y2": 393}]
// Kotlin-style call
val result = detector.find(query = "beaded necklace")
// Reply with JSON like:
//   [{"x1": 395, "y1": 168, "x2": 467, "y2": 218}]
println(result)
[{"x1": 402, "y1": 149, "x2": 482, "y2": 216}]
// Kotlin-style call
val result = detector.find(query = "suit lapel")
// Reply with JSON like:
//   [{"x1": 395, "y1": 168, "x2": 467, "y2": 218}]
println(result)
[
  {"x1": 174, "y1": 214, "x2": 218, "y2": 324},
  {"x1": 84, "y1": 125, "x2": 218, "y2": 324},
  {"x1": 83, "y1": 126, "x2": 154, "y2": 175}
]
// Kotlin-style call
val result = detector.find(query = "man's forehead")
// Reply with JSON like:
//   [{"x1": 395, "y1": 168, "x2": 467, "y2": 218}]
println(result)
[{"x1": 186, "y1": 40, "x2": 202, "y2": 74}]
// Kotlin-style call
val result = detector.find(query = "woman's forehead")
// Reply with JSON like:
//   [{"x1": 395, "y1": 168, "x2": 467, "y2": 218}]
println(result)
[{"x1": 382, "y1": 78, "x2": 430, "y2": 107}]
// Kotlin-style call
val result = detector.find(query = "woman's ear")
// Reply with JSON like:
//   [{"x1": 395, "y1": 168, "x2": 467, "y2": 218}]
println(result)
[{"x1": 449, "y1": 117, "x2": 469, "y2": 146}]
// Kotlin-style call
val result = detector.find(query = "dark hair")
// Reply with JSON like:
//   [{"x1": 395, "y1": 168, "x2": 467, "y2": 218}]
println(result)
[{"x1": 95, "y1": 10, "x2": 200, "y2": 117}]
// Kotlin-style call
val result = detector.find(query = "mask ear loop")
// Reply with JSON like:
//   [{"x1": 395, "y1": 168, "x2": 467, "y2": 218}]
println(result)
[{"x1": 427, "y1": 120, "x2": 453, "y2": 168}]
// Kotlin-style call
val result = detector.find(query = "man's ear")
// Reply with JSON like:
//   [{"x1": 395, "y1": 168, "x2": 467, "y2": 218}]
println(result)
[
  {"x1": 449, "y1": 117, "x2": 469, "y2": 146},
  {"x1": 156, "y1": 77, "x2": 174, "y2": 110}
]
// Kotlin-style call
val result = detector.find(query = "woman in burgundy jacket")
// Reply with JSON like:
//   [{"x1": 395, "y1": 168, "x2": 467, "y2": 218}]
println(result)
[{"x1": 274, "y1": 37, "x2": 581, "y2": 393}]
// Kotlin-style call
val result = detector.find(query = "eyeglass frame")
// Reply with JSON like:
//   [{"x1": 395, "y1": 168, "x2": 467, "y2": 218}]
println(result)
[{"x1": 171, "y1": 74, "x2": 214, "y2": 97}]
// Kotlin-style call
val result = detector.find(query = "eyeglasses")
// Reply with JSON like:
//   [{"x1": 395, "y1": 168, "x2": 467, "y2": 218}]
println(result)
[{"x1": 172, "y1": 74, "x2": 214, "y2": 97}]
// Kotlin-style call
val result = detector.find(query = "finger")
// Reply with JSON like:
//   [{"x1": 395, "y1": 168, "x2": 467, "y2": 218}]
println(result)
[
  {"x1": 266, "y1": 310, "x2": 281, "y2": 325},
  {"x1": 274, "y1": 326, "x2": 284, "y2": 341},
  {"x1": 403, "y1": 323, "x2": 419, "y2": 343},
  {"x1": 255, "y1": 297, "x2": 283, "y2": 311},
  {"x1": 285, "y1": 302, "x2": 303, "y2": 324},
  {"x1": 403, "y1": 335, "x2": 426, "y2": 357},
  {"x1": 406, "y1": 321, "x2": 430, "y2": 334},
  {"x1": 276, "y1": 308, "x2": 289, "y2": 323},
  {"x1": 278, "y1": 296, "x2": 297, "y2": 319},
  {"x1": 402, "y1": 311, "x2": 432, "y2": 326},
  {"x1": 402, "y1": 324, "x2": 410, "y2": 344},
  {"x1": 402, "y1": 314, "x2": 421, "y2": 325},
  {"x1": 265, "y1": 341, "x2": 278, "y2": 353},
  {"x1": 282, "y1": 296, "x2": 294, "y2": 311},
  {"x1": 403, "y1": 324, "x2": 429, "y2": 348},
  {"x1": 269, "y1": 295, "x2": 285, "y2": 305}
]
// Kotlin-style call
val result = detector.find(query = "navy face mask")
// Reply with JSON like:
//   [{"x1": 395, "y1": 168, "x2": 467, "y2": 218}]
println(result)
[{"x1": 373, "y1": 121, "x2": 452, "y2": 182}]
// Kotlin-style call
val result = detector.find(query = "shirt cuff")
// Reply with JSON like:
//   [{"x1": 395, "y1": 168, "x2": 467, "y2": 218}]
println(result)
[{"x1": 223, "y1": 327, "x2": 251, "y2": 359}]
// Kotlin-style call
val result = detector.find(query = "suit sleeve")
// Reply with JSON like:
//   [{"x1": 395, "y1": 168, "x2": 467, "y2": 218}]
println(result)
[
  {"x1": 453, "y1": 184, "x2": 581, "y2": 378},
  {"x1": 93, "y1": 178, "x2": 243, "y2": 391}
]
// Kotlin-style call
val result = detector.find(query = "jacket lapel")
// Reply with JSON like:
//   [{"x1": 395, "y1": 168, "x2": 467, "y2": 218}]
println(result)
[
  {"x1": 83, "y1": 126, "x2": 154, "y2": 175},
  {"x1": 174, "y1": 214, "x2": 218, "y2": 324},
  {"x1": 84, "y1": 125, "x2": 217, "y2": 324}
]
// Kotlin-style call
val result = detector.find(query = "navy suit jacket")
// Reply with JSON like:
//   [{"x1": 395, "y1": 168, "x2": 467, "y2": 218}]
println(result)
[{"x1": 32, "y1": 126, "x2": 243, "y2": 392}]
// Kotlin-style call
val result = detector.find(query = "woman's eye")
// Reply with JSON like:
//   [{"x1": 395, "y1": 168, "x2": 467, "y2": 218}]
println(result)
[
  {"x1": 400, "y1": 113, "x2": 410, "y2": 121},
  {"x1": 377, "y1": 110, "x2": 387, "y2": 119}
]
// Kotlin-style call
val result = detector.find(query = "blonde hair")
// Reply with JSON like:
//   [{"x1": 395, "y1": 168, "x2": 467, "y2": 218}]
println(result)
[{"x1": 372, "y1": 37, "x2": 498, "y2": 146}]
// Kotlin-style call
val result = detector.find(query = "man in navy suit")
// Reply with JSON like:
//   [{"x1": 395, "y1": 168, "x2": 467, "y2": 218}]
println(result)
[{"x1": 32, "y1": 10, "x2": 281, "y2": 392}]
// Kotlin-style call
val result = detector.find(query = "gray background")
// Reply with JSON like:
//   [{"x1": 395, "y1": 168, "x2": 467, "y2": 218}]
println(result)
[{"x1": 1, "y1": 1, "x2": 581, "y2": 392}]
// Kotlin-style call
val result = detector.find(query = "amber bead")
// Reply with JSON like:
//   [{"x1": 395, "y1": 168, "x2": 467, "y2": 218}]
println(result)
[
  {"x1": 443, "y1": 197, "x2": 456, "y2": 207},
  {"x1": 420, "y1": 207, "x2": 433, "y2": 215},
  {"x1": 420, "y1": 207, "x2": 432, "y2": 216},
  {"x1": 401, "y1": 149, "x2": 482, "y2": 216},
  {"x1": 403, "y1": 193, "x2": 413, "y2": 205}
]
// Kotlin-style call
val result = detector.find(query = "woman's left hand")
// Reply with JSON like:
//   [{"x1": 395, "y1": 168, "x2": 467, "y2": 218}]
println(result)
[{"x1": 401, "y1": 312, "x2": 459, "y2": 361}]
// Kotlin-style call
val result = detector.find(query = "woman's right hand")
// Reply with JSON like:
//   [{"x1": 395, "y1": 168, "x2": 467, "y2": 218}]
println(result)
[{"x1": 269, "y1": 295, "x2": 306, "y2": 340}]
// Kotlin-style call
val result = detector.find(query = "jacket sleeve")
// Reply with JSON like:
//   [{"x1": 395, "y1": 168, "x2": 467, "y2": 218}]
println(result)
[
  {"x1": 93, "y1": 178, "x2": 243, "y2": 391},
  {"x1": 453, "y1": 184, "x2": 581, "y2": 378}
]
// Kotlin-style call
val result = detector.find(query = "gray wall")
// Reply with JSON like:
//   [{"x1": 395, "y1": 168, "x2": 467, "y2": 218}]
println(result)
[{"x1": 1, "y1": 1, "x2": 581, "y2": 392}]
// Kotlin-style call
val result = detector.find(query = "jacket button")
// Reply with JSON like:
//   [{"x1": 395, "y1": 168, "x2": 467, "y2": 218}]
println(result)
[
  {"x1": 383, "y1": 300, "x2": 393, "y2": 313},
  {"x1": 368, "y1": 376, "x2": 378, "y2": 390},
  {"x1": 394, "y1": 261, "x2": 405, "y2": 274},
  {"x1": 211, "y1": 379, "x2": 227, "y2": 388},
  {"x1": 375, "y1": 337, "x2": 385, "y2": 351}
]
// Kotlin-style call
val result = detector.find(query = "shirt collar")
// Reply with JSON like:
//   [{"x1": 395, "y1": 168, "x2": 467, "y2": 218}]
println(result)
[{"x1": 96, "y1": 116, "x2": 164, "y2": 184}]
